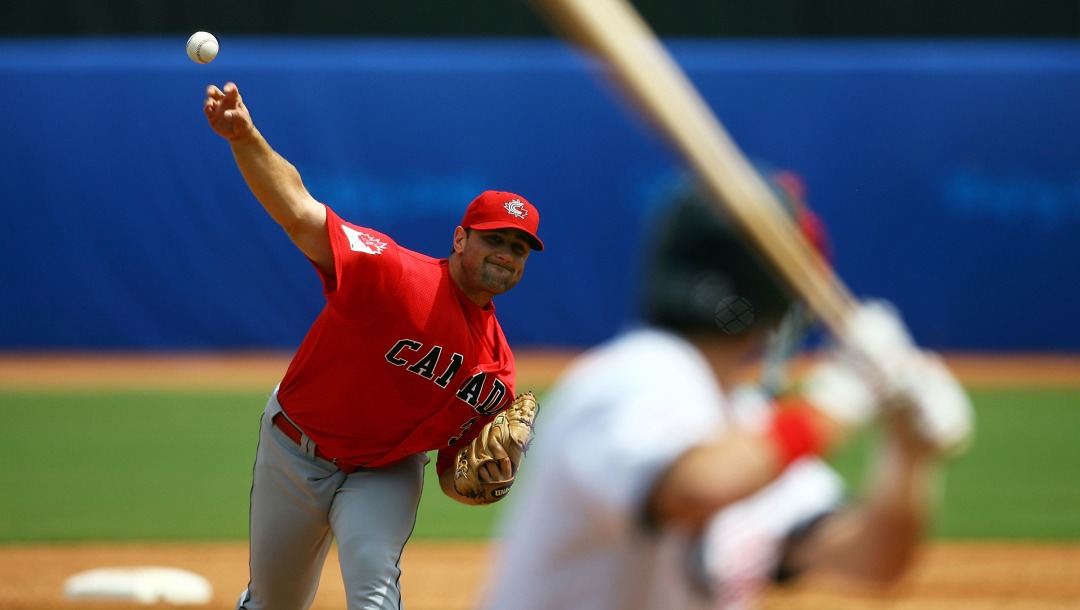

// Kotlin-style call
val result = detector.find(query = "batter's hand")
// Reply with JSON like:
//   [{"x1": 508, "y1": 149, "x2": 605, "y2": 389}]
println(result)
[
  {"x1": 888, "y1": 353, "x2": 974, "y2": 457},
  {"x1": 838, "y1": 300, "x2": 974, "y2": 456},
  {"x1": 204, "y1": 82, "x2": 254, "y2": 141}
]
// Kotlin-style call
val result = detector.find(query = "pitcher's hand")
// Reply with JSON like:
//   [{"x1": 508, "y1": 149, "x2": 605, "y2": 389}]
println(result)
[{"x1": 204, "y1": 82, "x2": 254, "y2": 141}]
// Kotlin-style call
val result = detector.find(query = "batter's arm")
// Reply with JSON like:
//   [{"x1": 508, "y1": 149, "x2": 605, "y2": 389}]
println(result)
[
  {"x1": 775, "y1": 412, "x2": 938, "y2": 586},
  {"x1": 204, "y1": 82, "x2": 334, "y2": 277},
  {"x1": 646, "y1": 408, "x2": 847, "y2": 528}
]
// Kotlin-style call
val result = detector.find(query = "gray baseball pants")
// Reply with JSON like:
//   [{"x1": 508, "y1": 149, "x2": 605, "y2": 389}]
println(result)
[{"x1": 236, "y1": 391, "x2": 428, "y2": 610}]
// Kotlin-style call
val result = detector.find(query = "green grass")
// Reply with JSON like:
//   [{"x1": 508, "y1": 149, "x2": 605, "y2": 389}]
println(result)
[
  {"x1": 0, "y1": 390, "x2": 504, "y2": 543},
  {"x1": 1, "y1": 386, "x2": 1077, "y2": 543},
  {"x1": 827, "y1": 387, "x2": 1080, "y2": 540},
  {"x1": 0, "y1": 391, "x2": 260, "y2": 541}
]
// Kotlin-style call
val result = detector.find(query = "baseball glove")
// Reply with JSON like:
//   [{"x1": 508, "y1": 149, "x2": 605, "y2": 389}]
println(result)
[{"x1": 453, "y1": 392, "x2": 539, "y2": 504}]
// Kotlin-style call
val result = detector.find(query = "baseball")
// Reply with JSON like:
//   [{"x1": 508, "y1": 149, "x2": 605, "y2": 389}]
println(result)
[{"x1": 186, "y1": 31, "x2": 219, "y2": 64}]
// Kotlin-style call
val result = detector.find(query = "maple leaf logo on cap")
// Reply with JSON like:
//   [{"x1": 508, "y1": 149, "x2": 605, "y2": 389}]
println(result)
[{"x1": 504, "y1": 199, "x2": 528, "y2": 219}]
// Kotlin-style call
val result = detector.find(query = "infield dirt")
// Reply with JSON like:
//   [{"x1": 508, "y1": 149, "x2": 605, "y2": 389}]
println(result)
[{"x1": 2, "y1": 541, "x2": 1080, "y2": 609}]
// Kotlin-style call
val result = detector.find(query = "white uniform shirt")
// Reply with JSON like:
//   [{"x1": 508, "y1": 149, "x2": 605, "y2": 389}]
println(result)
[
  {"x1": 481, "y1": 328, "x2": 731, "y2": 610},
  {"x1": 480, "y1": 327, "x2": 844, "y2": 610}
]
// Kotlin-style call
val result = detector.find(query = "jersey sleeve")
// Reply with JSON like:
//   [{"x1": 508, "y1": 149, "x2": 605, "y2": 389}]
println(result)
[
  {"x1": 434, "y1": 446, "x2": 458, "y2": 476},
  {"x1": 322, "y1": 206, "x2": 405, "y2": 319},
  {"x1": 433, "y1": 411, "x2": 496, "y2": 475}
]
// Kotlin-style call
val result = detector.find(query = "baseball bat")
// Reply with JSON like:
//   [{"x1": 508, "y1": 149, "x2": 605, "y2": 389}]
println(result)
[{"x1": 530, "y1": 0, "x2": 857, "y2": 337}]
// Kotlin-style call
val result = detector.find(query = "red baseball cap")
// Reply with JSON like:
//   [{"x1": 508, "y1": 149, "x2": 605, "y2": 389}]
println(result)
[{"x1": 461, "y1": 190, "x2": 544, "y2": 251}]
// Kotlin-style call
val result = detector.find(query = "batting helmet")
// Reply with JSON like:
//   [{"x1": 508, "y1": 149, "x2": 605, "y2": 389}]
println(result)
[{"x1": 640, "y1": 167, "x2": 831, "y2": 338}]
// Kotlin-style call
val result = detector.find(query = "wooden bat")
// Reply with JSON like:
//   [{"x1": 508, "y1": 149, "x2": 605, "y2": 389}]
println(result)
[{"x1": 530, "y1": 0, "x2": 857, "y2": 337}]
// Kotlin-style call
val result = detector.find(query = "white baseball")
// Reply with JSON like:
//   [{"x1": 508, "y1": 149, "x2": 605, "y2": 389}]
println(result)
[{"x1": 186, "y1": 31, "x2": 219, "y2": 64}]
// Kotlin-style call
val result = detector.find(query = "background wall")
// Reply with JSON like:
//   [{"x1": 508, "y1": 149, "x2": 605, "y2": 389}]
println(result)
[
  {"x1": 4, "y1": 0, "x2": 1080, "y2": 37},
  {"x1": 1, "y1": 37, "x2": 1078, "y2": 352}
]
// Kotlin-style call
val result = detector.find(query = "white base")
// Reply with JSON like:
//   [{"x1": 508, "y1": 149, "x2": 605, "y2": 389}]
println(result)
[{"x1": 63, "y1": 566, "x2": 212, "y2": 605}]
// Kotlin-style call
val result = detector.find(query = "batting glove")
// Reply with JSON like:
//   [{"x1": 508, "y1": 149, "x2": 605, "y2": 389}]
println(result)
[
  {"x1": 840, "y1": 299, "x2": 974, "y2": 455},
  {"x1": 795, "y1": 300, "x2": 911, "y2": 428},
  {"x1": 799, "y1": 353, "x2": 880, "y2": 428},
  {"x1": 887, "y1": 352, "x2": 975, "y2": 456}
]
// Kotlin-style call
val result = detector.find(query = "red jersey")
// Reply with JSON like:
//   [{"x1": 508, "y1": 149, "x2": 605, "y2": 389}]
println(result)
[{"x1": 276, "y1": 206, "x2": 516, "y2": 471}]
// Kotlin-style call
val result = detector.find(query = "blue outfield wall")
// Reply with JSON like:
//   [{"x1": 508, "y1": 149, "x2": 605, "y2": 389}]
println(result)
[{"x1": 1, "y1": 38, "x2": 1079, "y2": 352}]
